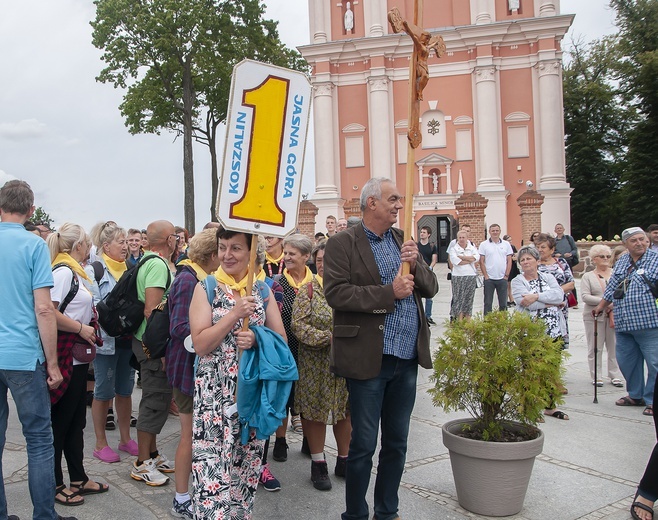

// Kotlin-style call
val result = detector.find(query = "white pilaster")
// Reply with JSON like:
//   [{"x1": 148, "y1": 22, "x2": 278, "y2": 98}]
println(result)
[
  {"x1": 367, "y1": 76, "x2": 393, "y2": 180},
  {"x1": 417, "y1": 164, "x2": 425, "y2": 196},
  {"x1": 312, "y1": 82, "x2": 339, "y2": 198},
  {"x1": 540, "y1": 187, "x2": 573, "y2": 234},
  {"x1": 483, "y1": 190, "x2": 510, "y2": 232},
  {"x1": 311, "y1": 0, "x2": 328, "y2": 43},
  {"x1": 474, "y1": 66, "x2": 503, "y2": 188},
  {"x1": 363, "y1": 0, "x2": 385, "y2": 37},
  {"x1": 538, "y1": 0, "x2": 557, "y2": 17},
  {"x1": 446, "y1": 164, "x2": 453, "y2": 194},
  {"x1": 536, "y1": 60, "x2": 567, "y2": 187}
]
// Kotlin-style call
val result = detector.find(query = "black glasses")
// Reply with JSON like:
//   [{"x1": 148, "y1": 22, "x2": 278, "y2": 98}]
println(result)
[{"x1": 598, "y1": 255, "x2": 612, "y2": 259}]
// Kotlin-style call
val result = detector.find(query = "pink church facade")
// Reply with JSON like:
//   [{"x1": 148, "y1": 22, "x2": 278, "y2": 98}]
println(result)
[{"x1": 299, "y1": 0, "x2": 574, "y2": 258}]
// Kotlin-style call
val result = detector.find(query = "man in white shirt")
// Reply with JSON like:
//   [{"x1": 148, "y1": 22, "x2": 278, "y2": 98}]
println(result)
[
  {"x1": 478, "y1": 224, "x2": 513, "y2": 314},
  {"x1": 648, "y1": 224, "x2": 658, "y2": 252}
]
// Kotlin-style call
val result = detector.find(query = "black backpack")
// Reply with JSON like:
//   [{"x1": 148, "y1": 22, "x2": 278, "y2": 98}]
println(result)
[{"x1": 97, "y1": 255, "x2": 171, "y2": 337}]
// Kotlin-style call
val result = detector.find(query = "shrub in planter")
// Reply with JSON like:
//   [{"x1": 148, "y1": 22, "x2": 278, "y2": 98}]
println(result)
[{"x1": 429, "y1": 310, "x2": 566, "y2": 442}]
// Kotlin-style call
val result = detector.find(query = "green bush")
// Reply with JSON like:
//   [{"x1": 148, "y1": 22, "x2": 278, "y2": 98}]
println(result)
[{"x1": 429, "y1": 311, "x2": 566, "y2": 442}]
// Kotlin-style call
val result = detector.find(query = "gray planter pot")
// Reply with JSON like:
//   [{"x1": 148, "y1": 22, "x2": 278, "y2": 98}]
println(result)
[{"x1": 442, "y1": 418, "x2": 544, "y2": 517}]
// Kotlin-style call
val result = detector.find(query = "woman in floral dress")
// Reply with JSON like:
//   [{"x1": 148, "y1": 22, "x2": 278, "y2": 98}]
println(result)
[
  {"x1": 535, "y1": 233, "x2": 575, "y2": 349},
  {"x1": 292, "y1": 242, "x2": 351, "y2": 491},
  {"x1": 188, "y1": 230, "x2": 285, "y2": 520},
  {"x1": 512, "y1": 245, "x2": 569, "y2": 420}
]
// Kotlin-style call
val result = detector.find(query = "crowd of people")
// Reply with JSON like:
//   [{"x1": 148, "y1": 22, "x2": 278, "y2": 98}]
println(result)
[{"x1": 2, "y1": 177, "x2": 658, "y2": 520}]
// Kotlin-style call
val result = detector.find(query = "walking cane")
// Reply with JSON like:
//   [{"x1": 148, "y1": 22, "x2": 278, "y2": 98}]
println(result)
[{"x1": 593, "y1": 316, "x2": 599, "y2": 404}]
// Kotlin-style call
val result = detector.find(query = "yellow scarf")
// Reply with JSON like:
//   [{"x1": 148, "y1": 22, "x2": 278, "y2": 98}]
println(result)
[
  {"x1": 265, "y1": 250, "x2": 284, "y2": 265},
  {"x1": 177, "y1": 259, "x2": 210, "y2": 281},
  {"x1": 102, "y1": 253, "x2": 128, "y2": 282},
  {"x1": 214, "y1": 267, "x2": 266, "y2": 296},
  {"x1": 52, "y1": 253, "x2": 92, "y2": 283},
  {"x1": 315, "y1": 274, "x2": 323, "y2": 289},
  {"x1": 283, "y1": 267, "x2": 313, "y2": 290}
]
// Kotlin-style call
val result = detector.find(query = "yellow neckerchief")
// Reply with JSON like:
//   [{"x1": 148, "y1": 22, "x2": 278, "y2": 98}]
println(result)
[
  {"x1": 101, "y1": 252, "x2": 128, "y2": 282},
  {"x1": 283, "y1": 266, "x2": 313, "y2": 290},
  {"x1": 52, "y1": 253, "x2": 92, "y2": 283},
  {"x1": 265, "y1": 250, "x2": 284, "y2": 265},
  {"x1": 178, "y1": 259, "x2": 209, "y2": 281},
  {"x1": 214, "y1": 267, "x2": 266, "y2": 296},
  {"x1": 315, "y1": 274, "x2": 323, "y2": 289}
]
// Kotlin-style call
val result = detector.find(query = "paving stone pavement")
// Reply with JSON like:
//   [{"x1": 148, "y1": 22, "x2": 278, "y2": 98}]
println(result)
[{"x1": 2, "y1": 264, "x2": 653, "y2": 519}]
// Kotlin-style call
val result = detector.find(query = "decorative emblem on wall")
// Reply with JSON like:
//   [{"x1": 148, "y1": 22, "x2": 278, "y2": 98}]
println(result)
[{"x1": 427, "y1": 119, "x2": 441, "y2": 135}]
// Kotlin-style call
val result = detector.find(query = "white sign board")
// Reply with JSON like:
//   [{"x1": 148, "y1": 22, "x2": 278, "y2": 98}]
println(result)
[{"x1": 217, "y1": 59, "x2": 312, "y2": 237}]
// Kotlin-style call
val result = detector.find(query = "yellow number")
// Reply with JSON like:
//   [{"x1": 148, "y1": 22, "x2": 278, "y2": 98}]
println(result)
[{"x1": 230, "y1": 75, "x2": 289, "y2": 226}]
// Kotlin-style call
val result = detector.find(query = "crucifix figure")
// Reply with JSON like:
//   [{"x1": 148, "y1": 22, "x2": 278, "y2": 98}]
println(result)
[{"x1": 388, "y1": 7, "x2": 445, "y2": 148}]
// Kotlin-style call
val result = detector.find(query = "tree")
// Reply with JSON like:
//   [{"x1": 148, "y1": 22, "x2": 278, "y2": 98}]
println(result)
[
  {"x1": 563, "y1": 37, "x2": 626, "y2": 239},
  {"x1": 610, "y1": 0, "x2": 658, "y2": 228},
  {"x1": 91, "y1": 0, "x2": 306, "y2": 230},
  {"x1": 30, "y1": 206, "x2": 54, "y2": 229}
]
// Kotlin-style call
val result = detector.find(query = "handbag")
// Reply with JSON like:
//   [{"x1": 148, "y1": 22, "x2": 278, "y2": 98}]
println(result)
[
  {"x1": 71, "y1": 340, "x2": 96, "y2": 363},
  {"x1": 566, "y1": 291, "x2": 578, "y2": 308}
]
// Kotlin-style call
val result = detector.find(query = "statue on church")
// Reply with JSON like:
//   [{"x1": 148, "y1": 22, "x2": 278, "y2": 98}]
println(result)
[
  {"x1": 509, "y1": 0, "x2": 520, "y2": 10},
  {"x1": 344, "y1": 2, "x2": 354, "y2": 33},
  {"x1": 432, "y1": 172, "x2": 439, "y2": 193}
]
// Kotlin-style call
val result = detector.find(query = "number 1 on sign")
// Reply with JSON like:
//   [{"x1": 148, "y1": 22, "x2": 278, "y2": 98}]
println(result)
[{"x1": 230, "y1": 75, "x2": 289, "y2": 226}]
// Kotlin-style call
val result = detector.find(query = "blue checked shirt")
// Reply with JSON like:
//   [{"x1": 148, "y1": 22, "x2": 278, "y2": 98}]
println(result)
[
  {"x1": 604, "y1": 249, "x2": 658, "y2": 332},
  {"x1": 363, "y1": 223, "x2": 419, "y2": 359}
]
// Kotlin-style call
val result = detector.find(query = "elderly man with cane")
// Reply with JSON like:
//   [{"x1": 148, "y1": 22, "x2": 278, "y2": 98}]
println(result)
[{"x1": 593, "y1": 226, "x2": 658, "y2": 417}]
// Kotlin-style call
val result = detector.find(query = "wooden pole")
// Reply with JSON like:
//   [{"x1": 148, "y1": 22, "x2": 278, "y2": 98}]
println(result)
[{"x1": 402, "y1": 0, "x2": 423, "y2": 275}]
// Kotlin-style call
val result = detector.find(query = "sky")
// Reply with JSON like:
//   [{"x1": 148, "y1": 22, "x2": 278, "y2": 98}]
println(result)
[{"x1": 0, "y1": 0, "x2": 617, "y2": 232}]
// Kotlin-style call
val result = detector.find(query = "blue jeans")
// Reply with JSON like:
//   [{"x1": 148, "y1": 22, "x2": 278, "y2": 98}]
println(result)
[
  {"x1": 0, "y1": 362, "x2": 57, "y2": 520},
  {"x1": 615, "y1": 327, "x2": 658, "y2": 405},
  {"x1": 483, "y1": 278, "x2": 508, "y2": 315},
  {"x1": 424, "y1": 297, "x2": 433, "y2": 319},
  {"x1": 343, "y1": 355, "x2": 418, "y2": 520}
]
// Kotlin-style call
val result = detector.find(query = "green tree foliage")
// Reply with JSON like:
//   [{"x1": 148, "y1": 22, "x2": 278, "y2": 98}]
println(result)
[
  {"x1": 563, "y1": 37, "x2": 626, "y2": 239},
  {"x1": 91, "y1": 0, "x2": 306, "y2": 230},
  {"x1": 610, "y1": 0, "x2": 658, "y2": 228},
  {"x1": 30, "y1": 206, "x2": 54, "y2": 229}
]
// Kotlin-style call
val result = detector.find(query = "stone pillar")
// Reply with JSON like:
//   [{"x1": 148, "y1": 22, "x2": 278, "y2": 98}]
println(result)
[
  {"x1": 474, "y1": 66, "x2": 503, "y2": 188},
  {"x1": 417, "y1": 164, "x2": 425, "y2": 196},
  {"x1": 367, "y1": 76, "x2": 393, "y2": 180},
  {"x1": 311, "y1": 0, "x2": 328, "y2": 43},
  {"x1": 516, "y1": 190, "x2": 545, "y2": 246},
  {"x1": 312, "y1": 82, "x2": 339, "y2": 197},
  {"x1": 455, "y1": 192, "x2": 489, "y2": 243},
  {"x1": 364, "y1": 0, "x2": 385, "y2": 37},
  {"x1": 445, "y1": 163, "x2": 453, "y2": 194},
  {"x1": 297, "y1": 200, "x2": 319, "y2": 240},
  {"x1": 343, "y1": 198, "x2": 362, "y2": 219},
  {"x1": 537, "y1": 60, "x2": 565, "y2": 186},
  {"x1": 476, "y1": 0, "x2": 493, "y2": 24},
  {"x1": 538, "y1": 0, "x2": 557, "y2": 17}
]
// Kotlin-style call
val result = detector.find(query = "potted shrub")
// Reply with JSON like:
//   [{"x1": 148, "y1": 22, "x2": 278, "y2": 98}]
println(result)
[{"x1": 429, "y1": 311, "x2": 565, "y2": 517}]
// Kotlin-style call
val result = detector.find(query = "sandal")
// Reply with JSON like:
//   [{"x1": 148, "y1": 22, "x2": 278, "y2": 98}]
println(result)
[
  {"x1": 644, "y1": 406, "x2": 654, "y2": 417},
  {"x1": 544, "y1": 410, "x2": 569, "y2": 420},
  {"x1": 631, "y1": 491, "x2": 655, "y2": 520},
  {"x1": 55, "y1": 485, "x2": 84, "y2": 506},
  {"x1": 290, "y1": 414, "x2": 303, "y2": 434},
  {"x1": 616, "y1": 396, "x2": 646, "y2": 407},
  {"x1": 105, "y1": 408, "x2": 116, "y2": 430},
  {"x1": 70, "y1": 479, "x2": 109, "y2": 495},
  {"x1": 612, "y1": 378, "x2": 624, "y2": 388}
]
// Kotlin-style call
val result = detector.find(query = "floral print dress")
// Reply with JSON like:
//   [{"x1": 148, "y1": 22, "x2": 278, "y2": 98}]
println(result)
[
  {"x1": 538, "y1": 258, "x2": 573, "y2": 348},
  {"x1": 291, "y1": 278, "x2": 349, "y2": 424},
  {"x1": 191, "y1": 284, "x2": 266, "y2": 520}
]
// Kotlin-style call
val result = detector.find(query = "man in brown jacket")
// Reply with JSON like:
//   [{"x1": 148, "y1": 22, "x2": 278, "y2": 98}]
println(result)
[{"x1": 324, "y1": 177, "x2": 438, "y2": 520}]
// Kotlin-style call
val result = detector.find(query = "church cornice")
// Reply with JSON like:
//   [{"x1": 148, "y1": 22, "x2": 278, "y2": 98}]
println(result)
[{"x1": 298, "y1": 14, "x2": 574, "y2": 65}]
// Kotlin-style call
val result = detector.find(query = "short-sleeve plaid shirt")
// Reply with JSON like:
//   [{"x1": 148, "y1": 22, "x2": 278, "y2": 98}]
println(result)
[
  {"x1": 363, "y1": 223, "x2": 419, "y2": 359},
  {"x1": 604, "y1": 249, "x2": 658, "y2": 332}
]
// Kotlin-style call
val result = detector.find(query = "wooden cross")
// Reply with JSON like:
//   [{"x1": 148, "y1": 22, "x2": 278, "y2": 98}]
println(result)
[{"x1": 388, "y1": 1, "x2": 445, "y2": 271}]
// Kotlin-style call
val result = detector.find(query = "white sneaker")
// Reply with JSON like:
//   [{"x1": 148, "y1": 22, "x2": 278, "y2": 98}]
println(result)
[
  {"x1": 130, "y1": 458, "x2": 169, "y2": 486},
  {"x1": 153, "y1": 453, "x2": 175, "y2": 473}
]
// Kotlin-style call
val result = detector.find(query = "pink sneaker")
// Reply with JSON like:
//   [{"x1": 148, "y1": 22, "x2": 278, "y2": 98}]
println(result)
[
  {"x1": 93, "y1": 445, "x2": 120, "y2": 463},
  {"x1": 118, "y1": 439, "x2": 139, "y2": 456}
]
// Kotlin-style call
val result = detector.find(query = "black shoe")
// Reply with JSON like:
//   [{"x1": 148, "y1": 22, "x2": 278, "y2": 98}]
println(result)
[
  {"x1": 105, "y1": 408, "x2": 116, "y2": 431},
  {"x1": 272, "y1": 437, "x2": 288, "y2": 462},
  {"x1": 334, "y1": 456, "x2": 347, "y2": 478},
  {"x1": 58, "y1": 516, "x2": 78, "y2": 520},
  {"x1": 8, "y1": 515, "x2": 20, "y2": 520},
  {"x1": 130, "y1": 415, "x2": 137, "y2": 427},
  {"x1": 311, "y1": 460, "x2": 332, "y2": 491},
  {"x1": 427, "y1": 317, "x2": 436, "y2": 325},
  {"x1": 301, "y1": 436, "x2": 311, "y2": 457}
]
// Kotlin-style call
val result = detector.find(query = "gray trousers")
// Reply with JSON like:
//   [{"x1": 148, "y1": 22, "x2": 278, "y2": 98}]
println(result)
[{"x1": 483, "y1": 277, "x2": 508, "y2": 315}]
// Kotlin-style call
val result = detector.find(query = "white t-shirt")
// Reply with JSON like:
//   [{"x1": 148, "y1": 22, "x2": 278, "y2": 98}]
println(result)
[
  {"x1": 449, "y1": 242, "x2": 480, "y2": 276},
  {"x1": 51, "y1": 266, "x2": 94, "y2": 365},
  {"x1": 478, "y1": 239, "x2": 513, "y2": 280}
]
